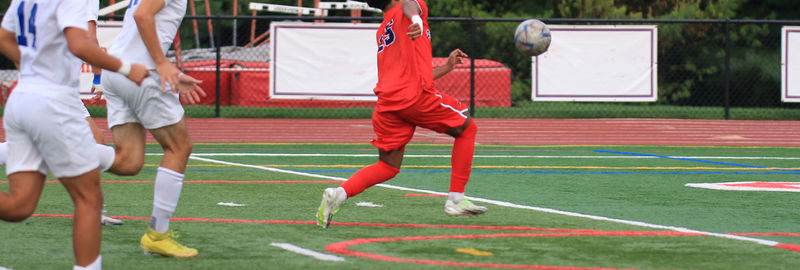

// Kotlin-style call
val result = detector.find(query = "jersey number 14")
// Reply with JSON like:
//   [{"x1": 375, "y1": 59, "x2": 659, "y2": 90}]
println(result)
[{"x1": 16, "y1": 1, "x2": 38, "y2": 48}]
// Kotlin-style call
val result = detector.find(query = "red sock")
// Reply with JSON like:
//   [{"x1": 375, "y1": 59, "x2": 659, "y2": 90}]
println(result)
[
  {"x1": 450, "y1": 121, "x2": 477, "y2": 193},
  {"x1": 340, "y1": 160, "x2": 400, "y2": 197}
]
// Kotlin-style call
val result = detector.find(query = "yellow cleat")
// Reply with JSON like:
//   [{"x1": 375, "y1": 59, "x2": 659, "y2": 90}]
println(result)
[{"x1": 140, "y1": 228, "x2": 198, "y2": 258}]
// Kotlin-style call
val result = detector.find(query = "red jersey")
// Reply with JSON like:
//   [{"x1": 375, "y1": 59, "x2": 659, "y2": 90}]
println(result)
[{"x1": 373, "y1": 0, "x2": 434, "y2": 112}]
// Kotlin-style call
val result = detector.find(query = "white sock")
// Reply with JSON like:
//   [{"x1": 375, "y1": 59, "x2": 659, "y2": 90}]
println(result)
[
  {"x1": 448, "y1": 192, "x2": 464, "y2": 203},
  {"x1": 151, "y1": 167, "x2": 184, "y2": 233},
  {"x1": 73, "y1": 255, "x2": 101, "y2": 270},
  {"x1": 95, "y1": 144, "x2": 115, "y2": 171},
  {"x1": 335, "y1": 187, "x2": 347, "y2": 203},
  {"x1": 0, "y1": 142, "x2": 7, "y2": 165}
]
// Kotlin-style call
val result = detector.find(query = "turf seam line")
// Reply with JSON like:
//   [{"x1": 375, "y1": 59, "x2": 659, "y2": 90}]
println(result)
[
  {"x1": 269, "y1": 242, "x2": 344, "y2": 262},
  {"x1": 189, "y1": 156, "x2": 789, "y2": 250}
]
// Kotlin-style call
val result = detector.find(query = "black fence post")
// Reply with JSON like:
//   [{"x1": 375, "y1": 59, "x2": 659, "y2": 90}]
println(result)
[
  {"x1": 214, "y1": 15, "x2": 222, "y2": 118},
  {"x1": 724, "y1": 19, "x2": 731, "y2": 120},
  {"x1": 469, "y1": 17, "x2": 476, "y2": 117}
]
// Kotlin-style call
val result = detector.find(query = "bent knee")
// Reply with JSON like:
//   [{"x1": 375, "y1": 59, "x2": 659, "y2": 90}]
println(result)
[
  {"x1": 1, "y1": 206, "x2": 35, "y2": 222},
  {"x1": 112, "y1": 156, "x2": 144, "y2": 176},
  {"x1": 447, "y1": 121, "x2": 477, "y2": 138}
]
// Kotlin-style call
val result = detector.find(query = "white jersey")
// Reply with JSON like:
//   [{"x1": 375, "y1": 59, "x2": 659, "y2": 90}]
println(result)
[
  {"x1": 87, "y1": 0, "x2": 99, "y2": 22},
  {"x1": 0, "y1": 0, "x2": 89, "y2": 95},
  {"x1": 108, "y1": 0, "x2": 186, "y2": 69}
]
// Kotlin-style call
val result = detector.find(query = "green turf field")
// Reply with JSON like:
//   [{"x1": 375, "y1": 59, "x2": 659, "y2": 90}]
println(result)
[{"x1": 1, "y1": 143, "x2": 799, "y2": 269}]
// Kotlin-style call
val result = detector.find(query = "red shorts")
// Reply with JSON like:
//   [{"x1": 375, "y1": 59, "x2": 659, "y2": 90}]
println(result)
[{"x1": 371, "y1": 90, "x2": 469, "y2": 151}]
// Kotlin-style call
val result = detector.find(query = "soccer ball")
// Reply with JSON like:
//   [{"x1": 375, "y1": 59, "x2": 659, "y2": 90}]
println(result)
[{"x1": 514, "y1": 19, "x2": 551, "y2": 57}]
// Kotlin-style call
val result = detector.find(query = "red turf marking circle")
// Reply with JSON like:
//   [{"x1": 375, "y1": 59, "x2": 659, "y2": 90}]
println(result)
[{"x1": 325, "y1": 231, "x2": 701, "y2": 269}]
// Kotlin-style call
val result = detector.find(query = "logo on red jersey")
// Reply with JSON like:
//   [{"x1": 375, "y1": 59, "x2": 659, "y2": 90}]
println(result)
[{"x1": 377, "y1": 20, "x2": 396, "y2": 53}]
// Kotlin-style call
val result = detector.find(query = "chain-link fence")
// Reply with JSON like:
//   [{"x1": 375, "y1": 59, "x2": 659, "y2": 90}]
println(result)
[{"x1": 2, "y1": 15, "x2": 799, "y2": 120}]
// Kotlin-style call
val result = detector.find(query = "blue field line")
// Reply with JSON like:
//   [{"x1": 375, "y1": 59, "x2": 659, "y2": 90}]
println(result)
[{"x1": 594, "y1": 150, "x2": 800, "y2": 172}]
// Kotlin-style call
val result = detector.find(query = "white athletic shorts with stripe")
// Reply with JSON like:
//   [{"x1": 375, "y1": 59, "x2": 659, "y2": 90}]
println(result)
[
  {"x1": 3, "y1": 86, "x2": 99, "y2": 178},
  {"x1": 102, "y1": 71, "x2": 184, "y2": 130}
]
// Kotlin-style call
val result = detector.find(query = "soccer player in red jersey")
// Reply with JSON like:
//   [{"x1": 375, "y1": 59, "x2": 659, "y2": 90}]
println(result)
[{"x1": 317, "y1": 0, "x2": 486, "y2": 228}]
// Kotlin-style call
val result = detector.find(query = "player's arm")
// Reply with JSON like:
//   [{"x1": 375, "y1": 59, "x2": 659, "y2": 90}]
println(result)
[
  {"x1": 87, "y1": 20, "x2": 106, "y2": 102},
  {"x1": 403, "y1": 0, "x2": 423, "y2": 40},
  {"x1": 0, "y1": 28, "x2": 20, "y2": 68},
  {"x1": 133, "y1": 0, "x2": 179, "y2": 89},
  {"x1": 434, "y1": 49, "x2": 468, "y2": 80},
  {"x1": 88, "y1": 20, "x2": 103, "y2": 78},
  {"x1": 63, "y1": 27, "x2": 148, "y2": 85},
  {"x1": 134, "y1": 0, "x2": 205, "y2": 104}
]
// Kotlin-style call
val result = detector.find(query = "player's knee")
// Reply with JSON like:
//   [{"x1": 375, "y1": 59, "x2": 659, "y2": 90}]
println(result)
[
  {"x1": 163, "y1": 140, "x2": 193, "y2": 157},
  {"x1": 448, "y1": 121, "x2": 477, "y2": 138},
  {"x1": 1, "y1": 203, "x2": 35, "y2": 222},
  {"x1": 463, "y1": 121, "x2": 477, "y2": 136},
  {"x1": 113, "y1": 155, "x2": 144, "y2": 176}
]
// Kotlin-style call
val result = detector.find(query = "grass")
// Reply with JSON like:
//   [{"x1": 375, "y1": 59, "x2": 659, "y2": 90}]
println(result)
[{"x1": 1, "y1": 143, "x2": 800, "y2": 269}]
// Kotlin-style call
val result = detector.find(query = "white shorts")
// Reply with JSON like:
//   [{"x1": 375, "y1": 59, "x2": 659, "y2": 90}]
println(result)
[
  {"x1": 3, "y1": 90, "x2": 99, "y2": 178},
  {"x1": 102, "y1": 71, "x2": 185, "y2": 130},
  {"x1": 78, "y1": 97, "x2": 91, "y2": 118}
]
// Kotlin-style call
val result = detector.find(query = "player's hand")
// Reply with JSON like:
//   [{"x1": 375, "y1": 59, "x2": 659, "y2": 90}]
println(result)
[
  {"x1": 446, "y1": 49, "x2": 468, "y2": 67},
  {"x1": 175, "y1": 73, "x2": 206, "y2": 105},
  {"x1": 156, "y1": 61, "x2": 182, "y2": 92},
  {"x1": 90, "y1": 83, "x2": 104, "y2": 103},
  {"x1": 126, "y1": 63, "x2": 149, "y2": 86},
  {"x1": 407, "y1": 23, "x2": 422, "y2": 40}
]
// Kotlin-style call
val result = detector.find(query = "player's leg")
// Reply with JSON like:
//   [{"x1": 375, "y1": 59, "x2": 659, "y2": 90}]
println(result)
[
  {"x1": 0, "y1": 172, "x2": 45, "y2": 222},
  {"x1": 443, "y1": 117, "x2": 485, "y2": 216},
  {"x1": 402, "y1": 91, "x2": 486, "y2": 216},
  {"x1": 100, "y1": 70, "x2": 149, "y2": 176},
  {"x1": 83, "y1": 103, "x2": 123, "y2": 226},
  {"x1": 7, "y1": 91, "x2": 106, "y2": 268},
  {"x1": 317, "y1": 110, "x2": 409, "y2": 228},
  {"x1": 102, "y1": 123, "x2": 147, "y2": 177},
  {"x1": 58, "y1": 168, "x2": 103, "y2": 268},
  {"x1": 139, "y1": 117, "x2": 197, "y2": 258},
  {"x1": 104, "y1": 69, "x2": 195, "y2": 257}
]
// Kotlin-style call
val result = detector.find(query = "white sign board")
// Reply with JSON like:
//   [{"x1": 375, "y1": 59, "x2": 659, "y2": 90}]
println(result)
[
  {"x1": 782, "y1": 26, "x2": 800, "y2": 102},
  {"x1": 79, "y1": 20, "x2": 124, "y2": 97},
  {"x1": 532, "y1": 25, "x2": 658, "y2": 102},
  {"x1": 270, "y1": 22, "x2": 379, "y2": 100}
]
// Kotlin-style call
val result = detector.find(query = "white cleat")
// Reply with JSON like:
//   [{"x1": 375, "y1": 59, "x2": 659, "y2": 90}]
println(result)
[
  {"x1": 444, "y1": 198, "x2": 487, "y2": 216},
  {"x1": 316, "y1": 188, "x2": 344, "y2": 228},
  {"x1": 101, "y1": 208, "x2": 123, "y2": 226}
]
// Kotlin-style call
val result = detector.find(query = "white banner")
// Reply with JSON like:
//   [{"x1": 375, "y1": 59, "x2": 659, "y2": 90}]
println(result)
[
  {"x1": 79, "y1": 20, "x2": 124, "y2": 97},
  {"x1": 270, "y1": 22, "x2": 379, "y2": 100},
  {"x1": 782, "y1": 26, "x2": 800, "y2": 102},
  {"x1": 532, "y1": 25, "x2": 658, "y2": 102}
]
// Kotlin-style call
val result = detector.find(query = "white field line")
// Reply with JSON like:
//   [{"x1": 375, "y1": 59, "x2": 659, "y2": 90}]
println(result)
[
  {"x1": 269, "y1": 242, "x2": 344, "y2": 262},
  {"x1": 0, "y1": 266, "x2": 12, "y2": 270},
  {"x1": 686, "y1": 183, "x2": 800, "y2": 192},
  {"x1": 181, "y1": 153, "x2": 800, "y2": 160},
  {"x1": 190, "y1": 155, "x2": 784, "y2": 249}
]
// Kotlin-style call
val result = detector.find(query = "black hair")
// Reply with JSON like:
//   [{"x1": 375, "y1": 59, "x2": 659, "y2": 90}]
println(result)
[{"x1": 367, "y1": 0, "x2": 391, "y2": 10}]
